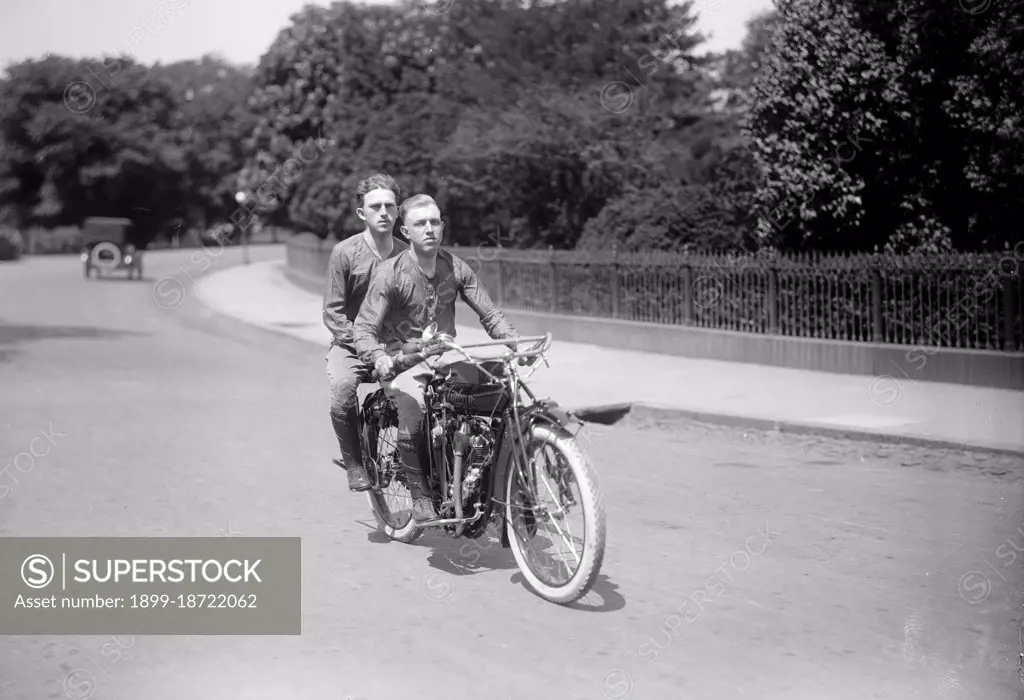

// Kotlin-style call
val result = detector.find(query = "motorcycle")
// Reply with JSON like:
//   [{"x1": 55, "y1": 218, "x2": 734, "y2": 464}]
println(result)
[{"x1": 356, "y1": 323, "x2": 606, "y2": 605}]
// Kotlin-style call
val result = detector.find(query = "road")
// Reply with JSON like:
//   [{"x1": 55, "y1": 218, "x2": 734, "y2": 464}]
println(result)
[{"x1": 1, "y1": 247, "x2": 1021, "y2": 700}]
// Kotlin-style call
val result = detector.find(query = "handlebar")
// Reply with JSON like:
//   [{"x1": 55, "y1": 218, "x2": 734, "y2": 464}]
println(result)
[{"x1": 370, "y1": 333, "x2": 553, "y2": 382}]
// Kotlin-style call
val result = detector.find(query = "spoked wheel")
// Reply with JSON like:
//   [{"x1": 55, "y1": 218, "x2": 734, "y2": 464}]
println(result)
[
  {"x1": 505, "y1": 423, "x2": 606, "y2": 605},
  {"x1": 362, "y1": 393, "x2": 421, "y2": 544}
]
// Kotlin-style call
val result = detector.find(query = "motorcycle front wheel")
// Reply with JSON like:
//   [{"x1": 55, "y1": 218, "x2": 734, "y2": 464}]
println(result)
[{"x1": 505, "y1": 423, "x2": 606, "y2": 605}]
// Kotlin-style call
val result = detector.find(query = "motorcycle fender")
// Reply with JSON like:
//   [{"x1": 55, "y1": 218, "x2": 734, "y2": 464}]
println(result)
[{"x1": 530, "y1": 399, "x2": 579, "y2": 431}]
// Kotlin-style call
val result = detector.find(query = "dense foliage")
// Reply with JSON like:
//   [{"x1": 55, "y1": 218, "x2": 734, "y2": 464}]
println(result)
[
  {"x1": 744, "y1": 0, "x2": 1023, "y2": 253},
  {"x1": 0, "y1": 0, "x2": 1019, "y2": 253}
]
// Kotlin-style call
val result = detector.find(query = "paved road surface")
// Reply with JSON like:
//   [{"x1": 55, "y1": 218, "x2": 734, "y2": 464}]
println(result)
[{"x1": 1, "y1": 248, "x2": 1021, "y2": 700}]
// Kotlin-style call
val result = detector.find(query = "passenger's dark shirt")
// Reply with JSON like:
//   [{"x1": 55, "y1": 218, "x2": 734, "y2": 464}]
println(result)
[{"x1": 322, "y1": 232, "x2": 409, "y2": 348}]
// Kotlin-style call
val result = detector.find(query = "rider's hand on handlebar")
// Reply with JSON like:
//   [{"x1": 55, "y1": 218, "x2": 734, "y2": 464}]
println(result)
[{"x1": 375, "y1": 354, "x2": 395, "y2": 380}]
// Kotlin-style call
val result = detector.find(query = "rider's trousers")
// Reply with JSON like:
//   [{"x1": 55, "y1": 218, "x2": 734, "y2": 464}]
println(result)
[{"x1": 325, "y1": 343, "x2": 373, "y2": 469}]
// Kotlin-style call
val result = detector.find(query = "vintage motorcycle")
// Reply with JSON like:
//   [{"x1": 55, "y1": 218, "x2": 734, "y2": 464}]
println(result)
[{"x1": 356, "y1": 324, "x2": 606, "y2": 605}]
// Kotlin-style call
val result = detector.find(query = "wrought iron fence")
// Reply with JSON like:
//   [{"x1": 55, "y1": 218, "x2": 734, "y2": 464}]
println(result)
[
  {"x1": 449, "y1": 246, "x2": 1024, "y2": 352},
  {"x1": 285, "y1": 235, "x2": 1022, "y2": 352}
]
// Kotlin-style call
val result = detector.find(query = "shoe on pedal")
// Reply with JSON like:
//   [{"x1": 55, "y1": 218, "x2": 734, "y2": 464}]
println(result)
[
  {"x1": 334, "y1": 459, "x2": 371, "y2": 492},
  {"x1": 411, "y1": 497, "x2": 439, "y2": 524}
]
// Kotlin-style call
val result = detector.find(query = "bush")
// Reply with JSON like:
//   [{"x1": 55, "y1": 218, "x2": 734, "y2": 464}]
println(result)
[
  {"x1": 574, "y1": 183, "x2": 744, "y2": 252},
  {"x1": 0, "y1": 227, "x2": 24, "y2": 261}
]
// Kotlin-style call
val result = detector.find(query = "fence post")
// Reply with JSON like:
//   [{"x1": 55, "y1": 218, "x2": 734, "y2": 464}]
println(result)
[
  {"x1": 1003, "y1": 274, "x2": 1017, "y2": 351},
  {"x1": 495, "y1": 246, "x2": 505, "y2": 307},
  {"x1": 549, "y1": 245, "x2": 559, "y2": 313},
  {"x1": 611, "y1": 244, "x2": 621, "y2": 319},
  {"x1": 683, "y1": 264, "x2": 694, "y2": 325},
  {"x1": 768, "y1": 266, "x2": 779, "y2": 334},
  {"x1": 870, "y1": 262, "x2": 883, "y2": 343}
]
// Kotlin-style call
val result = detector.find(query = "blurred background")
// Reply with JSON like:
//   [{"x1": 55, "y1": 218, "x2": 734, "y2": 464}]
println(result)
[{"x1": 0, "y1": 0, "x2": 1019, "y2": 258}]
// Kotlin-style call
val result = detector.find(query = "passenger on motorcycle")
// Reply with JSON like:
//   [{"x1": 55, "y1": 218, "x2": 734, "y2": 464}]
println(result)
[
  {"x1": 352, "y1": 194, "x2": 518, "y2": 524},
  {"x1": 323, "y1": 173, "x2": 409, "y2": 492}
]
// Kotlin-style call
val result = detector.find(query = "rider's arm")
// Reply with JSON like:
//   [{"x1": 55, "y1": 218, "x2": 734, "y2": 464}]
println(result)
[
  {"x1": 353, "y1": 267, "x2": 394, "y2": 366},
  {"x1": 454, "y1": 256, "x2": 518, "y2": 340},
  {"x1": 322, "y1": 243, "x2": 353, "y2": 344}
]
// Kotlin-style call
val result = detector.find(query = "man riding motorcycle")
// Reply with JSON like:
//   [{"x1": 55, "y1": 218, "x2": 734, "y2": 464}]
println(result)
[
  {"x1": 323, "y1": 173, "x2": 409, "y2": 492},
  {"x1": 352, "y1": 194, "x2": 518, "y2": 524}
]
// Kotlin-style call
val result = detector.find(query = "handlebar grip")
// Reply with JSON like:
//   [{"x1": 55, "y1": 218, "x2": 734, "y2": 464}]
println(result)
[{"x1": 370, "y1": 352, "x2": 423, "y2": 381}]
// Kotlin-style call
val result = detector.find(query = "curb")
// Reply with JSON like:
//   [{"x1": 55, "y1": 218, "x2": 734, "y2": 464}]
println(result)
[{"x1": 572, "y1": 402, "x2": 1024, "y2": 458}]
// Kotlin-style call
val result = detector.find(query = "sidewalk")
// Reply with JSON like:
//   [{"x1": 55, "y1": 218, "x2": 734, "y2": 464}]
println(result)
[{"x1": 196, "y1": 259, "x2": 1024, "y2": 456}]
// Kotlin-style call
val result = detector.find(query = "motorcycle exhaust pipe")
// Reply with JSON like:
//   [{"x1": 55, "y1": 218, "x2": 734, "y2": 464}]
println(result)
[
  {"x1": 450, "y1": 421, "x2": 471, "y2": 537},
  {"x1": 413, "y1": 504, "x2": 486, "y2": 529}
]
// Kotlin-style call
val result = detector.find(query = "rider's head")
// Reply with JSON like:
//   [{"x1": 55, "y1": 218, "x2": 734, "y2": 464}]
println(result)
[
  {"x1": 355, "y1": 173, "x2": 400, "y2": 236},
  {"x1": 400, "y1": 195, "x2": 443, "y2": 255}
]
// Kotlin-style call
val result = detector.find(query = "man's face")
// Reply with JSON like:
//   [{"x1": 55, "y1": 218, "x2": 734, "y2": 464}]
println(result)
[
  {"x1": 401, "y1": 203, "x2": 443, "y2": 254},
  {"x1": 357, "y1": 188, "x2": 398, "y2": 235}
]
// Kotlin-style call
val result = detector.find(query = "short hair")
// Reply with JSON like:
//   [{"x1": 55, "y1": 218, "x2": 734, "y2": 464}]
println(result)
[
  {"x1": 355, "y1": 173, "x2": 401, "y2": 207},
  {"x1": 399, "y1": 194, "x2": 438, "y2": 222}
]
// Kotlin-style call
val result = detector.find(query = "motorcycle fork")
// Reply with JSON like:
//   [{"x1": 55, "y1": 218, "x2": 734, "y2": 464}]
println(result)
[{"x1": 506, "y1": 406, "x2": 538, "y2": 504}]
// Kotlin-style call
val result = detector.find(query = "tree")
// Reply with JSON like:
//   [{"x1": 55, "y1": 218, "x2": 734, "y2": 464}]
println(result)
[
  {"x1": 746, "y1": 0, "x2": 1023, "y2": 252},
  {"x1": 150, "y1": 56, "x2": 258, "y2": 231},
  {"x1": 744, "y1": 0, "x2": 916, "y2": 252},
  {"x1": 0, "y1": 56, "x2": 190, "y2": 245}
]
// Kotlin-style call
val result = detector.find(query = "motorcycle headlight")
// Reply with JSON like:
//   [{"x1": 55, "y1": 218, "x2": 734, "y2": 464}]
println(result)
[
  {"x1": 124, "y1": 256, "x2": 132, "y2": 264},
  {"x1": 80, "y1": 253, "x2": 88, "y2": 262}
]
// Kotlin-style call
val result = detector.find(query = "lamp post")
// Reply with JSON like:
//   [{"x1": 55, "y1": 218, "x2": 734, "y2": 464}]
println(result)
[{"x1": 234, "y1": 191, "x2": 250, "y2": 264}]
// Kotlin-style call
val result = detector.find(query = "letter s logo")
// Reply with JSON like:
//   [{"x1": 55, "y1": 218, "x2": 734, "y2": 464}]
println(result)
[{"x1": 21, "y1": 554, "x2": 55, "y2": 589}]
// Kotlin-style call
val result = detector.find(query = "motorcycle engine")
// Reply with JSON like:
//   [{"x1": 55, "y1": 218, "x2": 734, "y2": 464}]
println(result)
[{"x1": 456, "y1": 417, "x2": 496, "y2": 502}]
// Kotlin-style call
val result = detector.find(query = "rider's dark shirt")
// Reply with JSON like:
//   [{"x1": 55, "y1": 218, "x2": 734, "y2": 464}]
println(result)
[
  {"x1": 353, "y1": 248, "x2": 517, "y2": 365},
  {"x1": 322, "y1": 232, "x2": 408, "y2": 348}
]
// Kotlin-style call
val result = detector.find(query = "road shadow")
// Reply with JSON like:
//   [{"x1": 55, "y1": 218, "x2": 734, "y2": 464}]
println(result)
[
  {"x1": 86, "y1": 275, "x2": 146, "y2": 282},
  {"x1": 0, "y1": 322, "x2": 148, "y2": 363},
  {"x1": 415, "y1": 525, "x2": 520, "y2": 577},
  {"x1": 516, "y1": 573, "x2": 627, "y2": 613}
]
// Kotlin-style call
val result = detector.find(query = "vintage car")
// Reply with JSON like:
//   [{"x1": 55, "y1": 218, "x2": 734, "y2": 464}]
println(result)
[{"x1": 80, "y1": 217, "x2": 144, "y2": 280}]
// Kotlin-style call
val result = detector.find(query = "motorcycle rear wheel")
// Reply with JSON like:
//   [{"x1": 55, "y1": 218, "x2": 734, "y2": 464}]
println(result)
[
  {"x1": 505, "y1": 423, "x2": 606, "y2": 605},
  {"x1": 362, "y1": 398, "x2": 421, "y2": 544}
]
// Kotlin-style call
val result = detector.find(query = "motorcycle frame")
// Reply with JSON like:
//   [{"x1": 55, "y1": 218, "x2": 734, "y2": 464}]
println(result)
[{"x1": 414, "y1": 338, "x2": 586, "y2": 541}]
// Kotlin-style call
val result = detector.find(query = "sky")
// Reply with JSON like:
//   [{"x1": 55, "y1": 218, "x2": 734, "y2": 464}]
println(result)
[{"x1": 0, "y1": 0, "x2": 773, "y2": 72}]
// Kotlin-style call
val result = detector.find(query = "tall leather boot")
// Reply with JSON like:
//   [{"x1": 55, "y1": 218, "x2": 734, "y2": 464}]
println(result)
[
  {"x1": 397, "y1": 435, "x2": 439, "y2": 524},
  {"x1": 332, "y1": 412, "x2": 369, "y2": 492}
]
